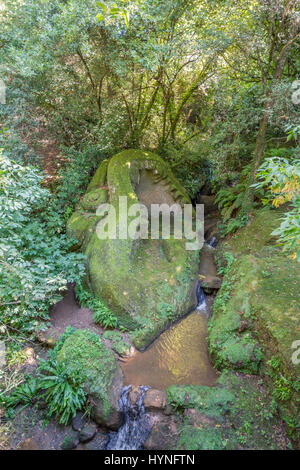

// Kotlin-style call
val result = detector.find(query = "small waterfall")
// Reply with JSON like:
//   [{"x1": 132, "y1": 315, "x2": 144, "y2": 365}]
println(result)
[
  {"x1": 207, "y1": 236, "x2": 218, "y2": 248},
  {"x1": 196, "y1": 281, "x2": 207, "y2": 312},
  {"x1": 106, "y1": 385, "x2": 151, "y2": 450}
]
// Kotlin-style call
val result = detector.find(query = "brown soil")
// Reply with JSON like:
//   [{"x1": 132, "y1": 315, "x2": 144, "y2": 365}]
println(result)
[
  {"x1": 49, "y1": 285, "x2": 102, "y2": 336},
  {"x1": 11, "y1": 407, "x2": 69, "y2": 450}
]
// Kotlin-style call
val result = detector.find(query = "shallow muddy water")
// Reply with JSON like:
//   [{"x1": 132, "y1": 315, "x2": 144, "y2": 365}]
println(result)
[{"x1": 121, "y1": 311, "x2": 217, "y2": 389}]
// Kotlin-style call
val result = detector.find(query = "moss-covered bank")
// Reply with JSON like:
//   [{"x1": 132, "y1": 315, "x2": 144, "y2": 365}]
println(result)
[
  {"x1": 208, "y1": 207, "x2": 300, "y2": 446},
  {"x1": 166, "y1": 371, "x2": 290, "y2": 450}
]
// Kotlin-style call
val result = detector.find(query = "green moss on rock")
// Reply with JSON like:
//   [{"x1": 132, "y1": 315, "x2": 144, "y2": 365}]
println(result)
[
  {"x1": 167, "y1": 371, "x2": 290, "y2": 450},
  {"x1": 208, "y1": 255, "x2": 263, "y2": 374},
  {"x1": 66, "y1": 212, "x2": 100, "y2": 251},
  {"x1": 212, "y1": 207, "x2": 300, "y2": 446},
  {"x1": 67, "y1": 149, "x2": 199, "y2": 349},
  {"x1": 102, "y1": 330, "x2": 131, "y2": 356},
  {"x1": 215, "y1": 207, "x2": 285, "y2": 263},
  {"x1": 57, "y1": 329, "x2": 123, "y2": 429},
  {"x1": 80, "y1": 188, "x2": 108, "y2": 212},
  {"x1": 86, "y1": 159, "x2": 108, "y2": 193}
]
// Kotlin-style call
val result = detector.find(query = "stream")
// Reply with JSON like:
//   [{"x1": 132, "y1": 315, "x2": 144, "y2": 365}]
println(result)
[
  {"x1": 108, "y1": 281, "x2": 217, "y2": 449},
  {"x1": 120, "y1": 279, "x2": 217, "y2": 390}
]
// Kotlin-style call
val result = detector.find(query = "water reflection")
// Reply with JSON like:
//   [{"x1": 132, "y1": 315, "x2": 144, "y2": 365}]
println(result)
[{"x1": 121, "y1": 312, "x2": 217, "y2": 389}]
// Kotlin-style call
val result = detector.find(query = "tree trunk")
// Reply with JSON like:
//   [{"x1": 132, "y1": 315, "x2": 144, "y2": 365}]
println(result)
[
  {"x1": 241, "y1": 27, "x2": 299, "y2": 216},
  {"x1": 242, "y1": 104, "x2": 270, "y2": 215}
]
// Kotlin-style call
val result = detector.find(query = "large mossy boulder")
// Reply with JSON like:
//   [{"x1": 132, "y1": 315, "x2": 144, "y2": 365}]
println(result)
[
  {"x1": 67, "y1": 150, "x2": 199, "y2": 349},
  {"x1": 57, "y1": 329, "x2": 123, "y2": 430}
]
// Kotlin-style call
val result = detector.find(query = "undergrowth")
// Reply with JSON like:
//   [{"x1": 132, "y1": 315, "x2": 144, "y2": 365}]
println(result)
[{"x1": 75, "y1": 282, "x2": 118, "y2": 329}]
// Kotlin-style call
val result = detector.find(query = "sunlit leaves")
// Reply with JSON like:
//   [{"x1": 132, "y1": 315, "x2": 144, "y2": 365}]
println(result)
[
  {"x1": 254, "y1": 157, "x2": 300, "y2": 260},
  {"x1": 96, "y1": 1, "x2": 130, "y2": 27}
]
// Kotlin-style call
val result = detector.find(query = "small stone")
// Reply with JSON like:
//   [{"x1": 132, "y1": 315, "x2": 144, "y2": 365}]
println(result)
[
  {"x1": 36, "y1": 327, "x2": 61, "y2": 348},
  {"x1": 129, "y1": 386, "x2": 140, "y2": 406},
  {"x1": 60, "y1": 430, "x2": 79, "y2": 450},
  {"x1": 202, "y1": 275, "x2": 222, "y2": 292},
  {"x1": 144, "y1": 389, "x2": 167, "y2": 411},
  {"x1": 79, "y1": 423, "x2": 97, "y2": 443},
  {"x1": 143, "y1": 416, "x2": 178, "y2": 450},
  {"x1": 72, "y1": 411, "x2": 87, "y2": 431}
]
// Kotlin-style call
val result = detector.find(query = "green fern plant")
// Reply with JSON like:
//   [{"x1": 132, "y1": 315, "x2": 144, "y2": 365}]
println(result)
[
  {"x1": 93, "y1": 301, "x2": 118, "y2": 329},
  {"x1": 2, "y1": 378, "x2": 39, "y2": 410},
  {"x1": 215, "y1": 165, "x2": 261, "y2": 235},
  {"x1": 215, "y1": 184, "x2": 246, "y2": 222},
  {"x1": 37, "y1": 358, "x2": 87, "y2": 425},
  {"x1": 75, "y1": 282, "x2": 118, "y2": 329}
]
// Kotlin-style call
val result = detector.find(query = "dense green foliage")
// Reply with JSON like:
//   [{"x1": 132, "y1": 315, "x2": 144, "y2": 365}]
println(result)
[
  {"x1": 1, "y1": 344, "x2": 88, "y2": 425},
  {"x1": 254, "y1": 157, "x2": 300, "y2": 259},
  {"x1": 0, "y1": 0, "x2": 299, "y2": 450},
  {"x1": 167, "y1": 371, "x2": 290, "y2": 450},
  {"x1": 0, "y1": 150, "x2": 85, "y2": 337},
  {"x1": 0, "y1": 0, "x2": 299, "y2": 236},
  {"x1": 36, "y1": 358, "x2": 87, "y2": 425}
]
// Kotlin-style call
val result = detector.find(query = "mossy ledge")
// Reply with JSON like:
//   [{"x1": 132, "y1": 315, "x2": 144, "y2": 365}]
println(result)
[
  {"x1": 209, "y1": 207, "x2": 300, "y2": 446},
  {"x1": 166, "y1": 371, "x2": 291, "y2": 450}
]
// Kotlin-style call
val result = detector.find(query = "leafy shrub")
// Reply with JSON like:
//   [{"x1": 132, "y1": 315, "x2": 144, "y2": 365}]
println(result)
[
  {"x1": 215, "y1": 165, "x2": 259, "y2": 220},
  {"x1": 75, "y1": 282, "x2": 118, "y2": 329},
  {"x1": 93, "y1": 306, "x2": 118, "y2": 329},
  {"x1": 37, "y1": 358, "x2": 87, "y2": 425},
  {"x1": 157, "y1": 302, "x2": 176, "y2": 322},
  {"x1": 214, "y1": 166, "x2": 258, "y2": 234},
  {"x1": 217, "y1": 252, "x2": 236, "y2": 276},
  {"x1": 0, "y1": 150, "x2": 85, "y2": 336},
  {"x1": 263, "y1": 147, "x2": 296, "y2": 160},
  {"x1": 2, "y1": 358, "x2": 88, "y2": 425},
  {"x1": 255, "y1": 157, "x2": 300, "y2": 207},
  {"x1": 215, "y1": 164, "x2": 264, "y2": 235},
  {"x1": 215, "y1": 183, "x2": 247, "y2": 222},
  {"x1": 254, "y1": 157, "x2": 300, "y2": 260},
  {"x1": 161, "y1": 142, "x2": 212, "y2": 199},
  {"x1": 217, "y1": 214, "x2": 249, "y2": 237},
  {"x1": 54, "y1": 145, "x2": 108, "y2": 221},
  {"x1": 2, "y1": 378, "x2": 39, "y2": 410}
]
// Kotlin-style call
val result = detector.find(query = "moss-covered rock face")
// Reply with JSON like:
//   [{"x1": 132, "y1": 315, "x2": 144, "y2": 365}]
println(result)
[
  {"x1": 167, "y1": 371, "x2": 291, "y2": 450},
  {"x1": 212, "y1": 207, "x2": 300, "y2": 446},
  {"x1": 57, "y1": 329, "x2": 123, "y2": 430},
  {"x1": 215, "y1": 207, "x2": 285, "y2": 261},
  {"x1": 81, "y1": 188, "x2": 108, "y2": 212},
  {"x1": 208, "y1": 255, "x2": 263, "y2": 374},
  {"x1": 67, "y1": 150, "x2": 199, "y2": 349}
]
